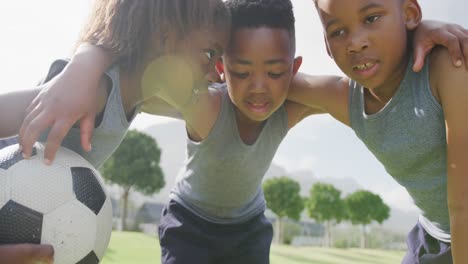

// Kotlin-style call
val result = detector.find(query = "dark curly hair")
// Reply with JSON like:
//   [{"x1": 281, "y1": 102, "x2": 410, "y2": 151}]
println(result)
[{"x1": 225, "y1": 0, "x2": 296, "y2": 49}]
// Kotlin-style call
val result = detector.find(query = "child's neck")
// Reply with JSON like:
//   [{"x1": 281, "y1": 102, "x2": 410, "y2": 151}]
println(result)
[
  {"x1": 363, "y1": 56, "x2": 409, "y2": 115},
  {"x1": 233, "y1": 107, "x2": 267, "y2": 145}
]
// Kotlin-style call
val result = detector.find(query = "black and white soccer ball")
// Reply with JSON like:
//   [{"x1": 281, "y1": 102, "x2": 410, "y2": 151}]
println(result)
[{"x1": 0, "y1": 143, "x2": 112, "y2": 264}]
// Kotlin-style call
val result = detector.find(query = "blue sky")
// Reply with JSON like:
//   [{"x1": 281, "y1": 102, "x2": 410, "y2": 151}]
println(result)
[{"x1": 0, "y1": 0, "x2": 466, "y2": 211}]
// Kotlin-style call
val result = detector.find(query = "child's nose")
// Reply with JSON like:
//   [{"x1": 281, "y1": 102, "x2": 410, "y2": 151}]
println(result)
[
  {"x1": 347, "y1": 32, "x2": 369, "y2": 54},
  {"x1": 249, "y1": 76, "x2": 267, "y2": 92}
]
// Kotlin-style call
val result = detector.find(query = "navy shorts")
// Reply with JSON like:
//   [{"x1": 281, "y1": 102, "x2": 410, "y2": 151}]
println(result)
[
  {"x1": 158, "y1": 200, "x2": 273, "y2": 264},
  {"x1": 402, "y1": 222, "x2": 452, "y2": 264}
]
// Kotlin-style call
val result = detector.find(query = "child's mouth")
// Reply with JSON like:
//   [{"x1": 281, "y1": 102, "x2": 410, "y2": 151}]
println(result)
[
  {"x1": 246, "y1": 101, "x2": 270, "y2": 113},
  {"x1": 353, "y1": 61, "x2": 379, "y2": 79}
]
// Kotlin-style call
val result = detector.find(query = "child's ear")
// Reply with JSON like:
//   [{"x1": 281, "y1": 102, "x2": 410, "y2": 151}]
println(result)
[
  {"x1": 292, "y1": 56, "x2": 303, "y2": 75},
  {"x1": 215, "y1": 59, "x2": 225, "y2": 81},
  {"x1": 404, "y1": 0, "x2": 422, "y2": 30}
]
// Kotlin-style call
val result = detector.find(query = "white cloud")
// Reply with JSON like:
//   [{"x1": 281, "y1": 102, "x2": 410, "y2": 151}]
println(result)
[
  {"x1": 381, "y1": 187, "x2": 420, "y2": 212},
  {"x1": 274, "y1": 154, "x2": 319, "y2": 172},
  {"x1": 130, "y1": 114, "x2": 177, "y2": 130}
]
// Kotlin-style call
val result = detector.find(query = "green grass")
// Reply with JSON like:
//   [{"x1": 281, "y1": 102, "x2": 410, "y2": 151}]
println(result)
[
  {"x1": 102, "y1": 232, "x2": 405, "y2": 264},
  {"x1": 102, "y1": 232, "x2": 161, "y2": 264},
  {"x1": 269, "y1": 245, "x2": 405, "y2": 264}
]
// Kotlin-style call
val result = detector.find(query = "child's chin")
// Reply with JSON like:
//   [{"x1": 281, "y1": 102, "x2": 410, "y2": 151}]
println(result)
[{"x1": 243, "y1": 111, "x2": 270, "y2": 122}]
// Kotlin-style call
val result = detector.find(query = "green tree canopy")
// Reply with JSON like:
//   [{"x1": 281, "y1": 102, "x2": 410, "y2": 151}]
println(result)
[
  {"x1": 305, "y1": 183, "x2": 345, "y2": 247},
  {"x1": 344, "y1": 190, "x2": 390, "y2": 248},
  {"x1": 263, "y1": 176, "x2": 304, "y2": 221},
  {"x1": 306, "y1": 183, "x2": 345, "y2": 223},
  {"x1": 344, "y1": 190, "x2": 390, "y2": 226},
  {"x1": 263, "y1": 176, "x2": 304, "y2": 244},
  {"x1": 102, "y1": 130, "x2": 165, "y2": 230}
]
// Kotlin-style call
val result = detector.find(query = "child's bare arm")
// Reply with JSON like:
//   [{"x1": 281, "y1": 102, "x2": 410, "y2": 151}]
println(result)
[
  {"x1": 288, "y1": 73, "x2": 350, "y2": 126},
  {"x1": 0, "y1": 244, "x2": 54, "y2": 264},
  {"x1": 431, "y1": 48, "x2": 468, "y2": 264},
  {"x1": 413, "y1": 20, "x2": 468, "y2": 72},
  {"x1": 18, "y1": 44, "x2": 112, "y2": 163},
  {"x1": 0, "y1": 89, "x2": 40, "y2": 139}
]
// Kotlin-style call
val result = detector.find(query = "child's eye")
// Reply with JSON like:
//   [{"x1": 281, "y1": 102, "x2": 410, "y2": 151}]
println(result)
[
  {"x1": 231, "y1": 71, "x2": 249, "y2": 79},
  {"x1": 268, "y1": 72, "x2": 284, "y2": 79},
  {"x1": 330, "y1": 29, "x2": 345, "y2": 38},
  {"x1": 365, "y1": 15, "x2": 380, "y2": 24}
]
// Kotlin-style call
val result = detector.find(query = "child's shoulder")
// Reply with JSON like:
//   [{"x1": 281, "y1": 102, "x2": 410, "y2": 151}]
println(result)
[
  {"x1": 429, "y1": 47, "x2": 467, "y2": 102},
  {"x1": 429, "y1": 47, "x2": 466, "y2": 82},
  {"x1": 429, "y1": 46, "x2": 455, "y2": 73}
]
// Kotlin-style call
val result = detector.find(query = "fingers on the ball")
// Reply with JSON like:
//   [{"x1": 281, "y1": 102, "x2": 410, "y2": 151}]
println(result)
[
  {"x1": 42, "y1": 244, "x2": 55, "y2": 259},
  {"x1": 21, "y1": 113, "x2": 54, "y2": 159},
  {"x1": 80, "y1": 115, "x2": 95, "y2": 152},
  {"x1": 30, "y1": 244, "x2": 55, "y2": 263},
  {"x1": 24, "y1": 101, "x2": 39, "y2": 120},
  {"x1": 44, "y1": 121, "x2": 74, "y2": 164},
  {"x1": 19, "y1": 105, "x2": 43, "y2": 154}
]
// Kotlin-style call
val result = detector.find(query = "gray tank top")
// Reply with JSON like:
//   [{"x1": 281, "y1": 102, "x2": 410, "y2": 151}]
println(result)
[
  {"x1": 349, "y1": 58, "x2": 449, "y2": 242},
  {"x1": 39, "y1": 59, "x2": 136, "y2": 168},
  {"x1": 170, "y1": 83, "x2": 288, "y2": 224}
]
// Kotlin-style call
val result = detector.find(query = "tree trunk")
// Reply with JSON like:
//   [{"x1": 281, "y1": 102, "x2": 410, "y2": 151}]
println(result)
[
  {"x1": 275, "y1": 218, "x2": 280, "y2": 244},
  {"x1": 122, "y1": 188, "x2": 130, "y2": 231},
  {"x1": 325, "y1": 221, "x2": 332, "y2": 247},
  {"x1": 361, "y1": 225, "x2": 366, "y2": 248},
  {"x1": 277, "y1": 217, "x2": 284, "y2": 244}
]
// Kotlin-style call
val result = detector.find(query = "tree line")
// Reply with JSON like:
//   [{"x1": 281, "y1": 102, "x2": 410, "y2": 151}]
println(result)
[
  {"x1": 263, "y1": 177, "x2": 390, "y2": 248},
  {"x1": 99, "y1": 130, "x2": 390, "y2": 248}
]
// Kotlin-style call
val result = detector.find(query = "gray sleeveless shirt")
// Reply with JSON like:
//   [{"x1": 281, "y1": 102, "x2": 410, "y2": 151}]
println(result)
[
  {"x1": 170, "y1": 84, "x2": 288, "y2": 224},
  {"x1": 349, "y1": 58, "x2": 449, "y2": 242},
  {"x1": 39, "y1": 59, "x2": 136, "y2": 168}
]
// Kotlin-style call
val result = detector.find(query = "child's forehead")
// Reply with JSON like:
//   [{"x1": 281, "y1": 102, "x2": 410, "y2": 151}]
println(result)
[
  {"x1": 226, "y1": 27, "x2": 295, "y2": 61},
  {"x1": 316, "y1": 0, "x2": 400, "y2": 12},
  {"x1": 231, "y1": 26, "x2": 294, "y2": 42},
  {"x1": 315, "y1": 0, "x2": 403, "y2": 22},
  {"x1": 229, "y1": 27, "x2": 294, "y2": 50}
]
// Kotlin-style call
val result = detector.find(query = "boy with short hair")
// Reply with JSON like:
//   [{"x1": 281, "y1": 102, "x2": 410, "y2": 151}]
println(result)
[{"x1": 288, "y1": 0, "x2": 468, "y2": 262}]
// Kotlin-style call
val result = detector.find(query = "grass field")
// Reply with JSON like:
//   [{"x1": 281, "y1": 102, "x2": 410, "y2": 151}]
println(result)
[{"x1": 102, "y1": 232, "x2": 405, "y2": 264}]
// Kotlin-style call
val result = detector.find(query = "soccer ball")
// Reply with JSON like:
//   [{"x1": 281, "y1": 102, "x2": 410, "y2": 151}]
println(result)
[{"x1": 0, "y1": 143, "x2": 112, "y2": 264}]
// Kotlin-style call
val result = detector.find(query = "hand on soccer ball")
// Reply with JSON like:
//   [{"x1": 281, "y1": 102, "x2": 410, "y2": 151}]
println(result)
[{"x1": 0, "y1": 244, "x2": 54, "y2": 264}]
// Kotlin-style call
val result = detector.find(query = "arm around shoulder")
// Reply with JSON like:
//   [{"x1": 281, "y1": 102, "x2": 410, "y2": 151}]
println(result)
[
  {"x1": 18, "y1": 44, "x2": 114, "y2": 162},
  {"x1": 288, "y1": 73, "x2": 351, "y2": 125}
]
